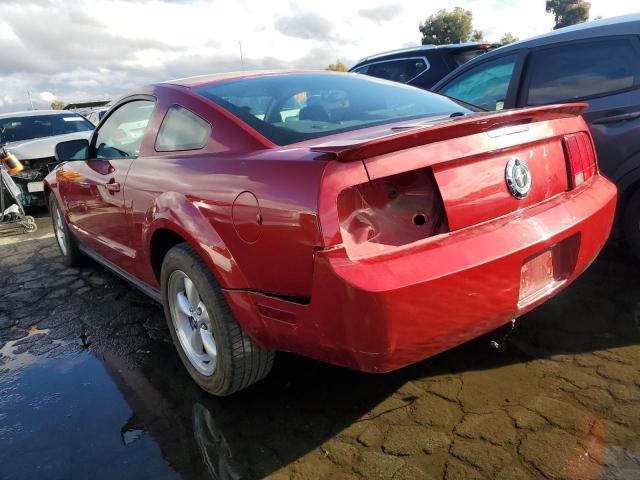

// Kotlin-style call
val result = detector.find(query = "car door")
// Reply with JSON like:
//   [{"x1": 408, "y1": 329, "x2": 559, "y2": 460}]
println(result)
[
  {"x1": 436, "y1": 51, "x2": 526, "y2": 111},
  {"x1": 61, "y1": 98, "x2": 155, "y2": 270},
  {"x1": 516, "y1": 36, "x2": 640, "y2": 184}
]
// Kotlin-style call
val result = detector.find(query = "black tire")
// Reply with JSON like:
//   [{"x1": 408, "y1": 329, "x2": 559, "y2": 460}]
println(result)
[
  {"x1": 160, "y1": 243, "x2": 274, "y2": 396},
  {"x1": 623, "y1": 189, "x2": 640, "y2": 261},
  {"x1": 49, "y1": 195, "x2": 83, "y2": 267}
]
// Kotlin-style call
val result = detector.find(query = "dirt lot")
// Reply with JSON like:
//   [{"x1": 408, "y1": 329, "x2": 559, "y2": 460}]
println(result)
[{"x1": 1, "y1": 212, "x2": 639, "y2": 480}]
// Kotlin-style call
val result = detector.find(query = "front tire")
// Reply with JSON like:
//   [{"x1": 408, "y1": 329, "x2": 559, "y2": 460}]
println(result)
[
  {"x1": 160, "y1": 243, "x2": 274, "y2": 396},
  {"x1": 50, "y1": 196, "x2": 83, "y2": 267}
]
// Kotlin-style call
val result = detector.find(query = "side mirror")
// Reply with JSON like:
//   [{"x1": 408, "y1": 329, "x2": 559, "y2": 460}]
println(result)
[{"x1": 55, "y1": 139, "x2": 90, "y2": 162}]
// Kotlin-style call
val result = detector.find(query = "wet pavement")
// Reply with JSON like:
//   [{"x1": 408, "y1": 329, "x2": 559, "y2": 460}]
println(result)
[{"x1": 1, "y1": 211, "x2": 640, "y2": 480}]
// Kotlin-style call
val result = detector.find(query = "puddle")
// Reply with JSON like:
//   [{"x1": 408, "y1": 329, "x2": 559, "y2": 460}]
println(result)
[
  {"x1": 0, "y1": 352, "x2": 180, "y2": 480},
  {"x1": 0, "y1": 336, "x2": 389, "y2": 480}
]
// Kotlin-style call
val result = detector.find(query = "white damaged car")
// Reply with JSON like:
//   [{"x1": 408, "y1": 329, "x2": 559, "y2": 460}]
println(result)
[{"x1": 0, "y1": 110, "x2": 94, "y2": 207}]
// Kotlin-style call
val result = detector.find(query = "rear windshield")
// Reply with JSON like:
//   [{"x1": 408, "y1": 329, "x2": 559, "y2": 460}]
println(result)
[
  {"x1": 194, "y1": 73, "x2": 475, "y2": 145},
  {"x1": 0, "y1": 114, "x2": 94, "y2": 144}
]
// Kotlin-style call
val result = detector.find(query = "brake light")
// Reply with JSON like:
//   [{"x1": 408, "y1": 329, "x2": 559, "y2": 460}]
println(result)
[
  {"x1": 563, "y1": 132, "x2": 597, "y2": 188},
  {"x1": 336, "y1": 168, "x2": 448, "y2": 258}
]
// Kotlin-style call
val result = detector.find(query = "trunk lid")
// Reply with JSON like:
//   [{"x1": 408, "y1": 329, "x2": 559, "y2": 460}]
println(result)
[{"x1": 312, "y1": 104, "x2": 589, "y2": 231}]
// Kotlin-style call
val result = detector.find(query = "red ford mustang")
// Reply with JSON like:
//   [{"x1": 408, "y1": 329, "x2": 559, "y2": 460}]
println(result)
[{"x1": 45, "y1": 71, "x2": 616, "y2": 395}]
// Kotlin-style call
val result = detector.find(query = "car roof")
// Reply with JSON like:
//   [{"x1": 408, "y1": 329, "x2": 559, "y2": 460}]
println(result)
[
  {"x1": 352, "y1": 42, "x2": 494, "y2": 67},
  {"x1": 483, "y1": 12, "x2": 640, "y2": 55},
  {"x1": 0, "y1": 110, "x2": 81, "y2": 119},
  {"x1": 161, "y1": 70, "x2": 325, "y2": 88}
]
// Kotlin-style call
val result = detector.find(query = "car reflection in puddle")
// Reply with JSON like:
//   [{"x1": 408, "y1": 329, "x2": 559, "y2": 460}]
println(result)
[
  {"x1": 0, "y1": 331, "x2": 395, "y2": 480},
  {"x1": 0, "y1": 351, "x2": 179, "y2": 480}
]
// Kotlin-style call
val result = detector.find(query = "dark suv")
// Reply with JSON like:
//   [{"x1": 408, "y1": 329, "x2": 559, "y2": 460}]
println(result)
[
  {"x1": 434, "y1": 14, "x2": 640, "y2": 258},
  {"x1": 349, "y1": 42, "x2": 495, "y2": 89}
]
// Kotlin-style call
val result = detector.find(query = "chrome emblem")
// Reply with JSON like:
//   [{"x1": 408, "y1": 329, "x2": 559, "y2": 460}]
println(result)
[{"x1": 505, "y1": 157, "x2": 532, "y2": 199}]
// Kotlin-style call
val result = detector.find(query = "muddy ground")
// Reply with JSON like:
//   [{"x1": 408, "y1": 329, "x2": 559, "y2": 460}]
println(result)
[{"x1": 1, "y1": 211, "x2": 639, "y2": 480}]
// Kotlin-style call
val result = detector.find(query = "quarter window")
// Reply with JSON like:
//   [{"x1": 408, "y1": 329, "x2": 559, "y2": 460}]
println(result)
[
  {"x1": 440, "y1": 54, "x2": 517, "y2": 110},
  {"x1": 526, "y1": 39, "x2": 640, "y2": 105},
  {"x1": 156, "y1": 105, "x2": 211, "y2": 151},
  {"x1": 95, "y1": 100, "x2": 154, "y2": 159}
]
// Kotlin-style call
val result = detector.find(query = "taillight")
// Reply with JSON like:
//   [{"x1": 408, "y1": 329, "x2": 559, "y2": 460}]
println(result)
[
  {"x1": 563, "y1": 132, "x2": 597, "y2": 188},
  {"x1": 336, "y1": 168, "x2": 448, "y2": 258}
]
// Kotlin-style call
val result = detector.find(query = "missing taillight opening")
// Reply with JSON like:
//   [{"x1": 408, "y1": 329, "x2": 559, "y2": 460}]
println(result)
[
  {"x1": 337, "y1": 168, "x2": 448, "y2": 258},
  {"x1": 563, "y1": 132, "x2": 597, "y2": 188},
  {"x1": 413, "y1": 213, "x2": 427, "y2": 226}
]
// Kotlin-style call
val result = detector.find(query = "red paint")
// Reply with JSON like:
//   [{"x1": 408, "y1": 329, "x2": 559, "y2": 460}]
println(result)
[{"x1": 46, "y1": 73, "x2": 616, "y2": 373}]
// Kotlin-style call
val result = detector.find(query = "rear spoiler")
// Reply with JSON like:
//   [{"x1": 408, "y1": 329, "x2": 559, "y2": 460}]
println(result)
[{"x1": 310, "y1": 103, "x2": 588, "y2": 162}]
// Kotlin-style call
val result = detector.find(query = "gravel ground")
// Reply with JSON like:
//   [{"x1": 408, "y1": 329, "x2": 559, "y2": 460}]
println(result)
[{"x1": 0, "y1": 211, "x2": 639, "y2": 480}]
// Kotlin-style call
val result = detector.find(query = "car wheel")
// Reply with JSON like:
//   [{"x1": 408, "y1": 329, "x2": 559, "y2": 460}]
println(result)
[
  {"x1": 50, "y1": 196, "x2": 83, "y2": 267},
  {"x1": 623, "y1": 189, "x2": 640, "y2": 261},
  {"x1": 161, "y1": 243, "x2": 275, "y2": 396}
]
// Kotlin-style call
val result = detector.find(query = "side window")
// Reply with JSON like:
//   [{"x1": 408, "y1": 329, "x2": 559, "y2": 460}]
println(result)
[
  {"x1": 156, "y1": 105, "x2": 211, "y2": 152},
  {"x1": 366, "y1": 58, "x2": 429, "y2": 83},
  {"x1": 526, "y1": 39, "x2": 640, "y2": 105},
  {"x1": 440, "y1": 54, "x2": 517, "y2": 110},
  {"x1": 95, "y1": 100, "x2": 154, "y2": 159},
  {"x1": 352, "y1": 65, "x2": 369, "y2": 75}
]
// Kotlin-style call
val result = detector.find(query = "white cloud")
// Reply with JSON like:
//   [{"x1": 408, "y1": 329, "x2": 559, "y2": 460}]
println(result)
[
  {"x1": 0, "y1": 0, "x2": 637, "y2": 112},
  {"x1": 39, "y1": 91, "x2": 55, "y2": 102}
]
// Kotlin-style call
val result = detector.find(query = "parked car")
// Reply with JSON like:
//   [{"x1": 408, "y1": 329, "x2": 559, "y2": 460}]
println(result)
[
  {"x1": 349, "y1": 42, "x2": 496, "y2": 89},
  {"x1": 433, "y1": 13, "x2": 640, "y2": 257},
  {"x1": 46, "y1": 71, "x2": 615, "y2": 395},
  {"x1": 64, "y1": 100, "x2": 111, "y2": 125},
  {"x1": 0, "y1": 110, "x2": 94, "y2": 207},
  {"x1": 84, "y1": 108, "x2": 110, "y2": 126}
]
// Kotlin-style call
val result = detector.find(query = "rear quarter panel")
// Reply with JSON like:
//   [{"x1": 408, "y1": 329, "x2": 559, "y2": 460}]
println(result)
[
  {"x1": 128, "y1": 85, "x2": 327, "y2": 297},
  {"x1": 128, "y1": 152, "x2": 326, "y2": 297}
]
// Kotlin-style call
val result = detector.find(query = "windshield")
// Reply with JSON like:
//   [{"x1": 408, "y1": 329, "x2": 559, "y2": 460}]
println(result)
[
  {"x1": 0, "y1": 113, "x2": 94, "y2": 144},
  {"x1": 194, "y1": 73, "x2": 476, "y2": 145}
]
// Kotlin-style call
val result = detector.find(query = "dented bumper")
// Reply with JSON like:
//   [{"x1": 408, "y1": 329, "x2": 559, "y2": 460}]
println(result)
[{"x1": 225, "y1": 175, "x2": 617, "y2": 372}]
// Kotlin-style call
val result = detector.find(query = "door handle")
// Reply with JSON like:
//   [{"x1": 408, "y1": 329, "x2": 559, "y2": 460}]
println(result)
[
  {"x1": 592, "y1": 111, "x2": 640, "y2": 125},
  {"x1": 105, "y1": 180, "x2": 121, "y2": 193}
]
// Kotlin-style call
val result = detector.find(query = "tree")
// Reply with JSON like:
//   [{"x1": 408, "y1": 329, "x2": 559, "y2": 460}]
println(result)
[
  {"x1": 546, "y1": 0, "x2": 591, "y2": 30},
  {"x1": 419, "y1": 7, "x2": 475, "y2": 45},
  {"x1": 326, "y1": 60, "x2": 348, "y2": 72},
  {"x1": 499, "y1": 33, "x2": 519, "y2": 46},
  {"x1": 50, "y1": 100, "x2": 65, "y2": 110},
  {"x1": 471, "y1": 29, "x2": 484, "y2": 42}
]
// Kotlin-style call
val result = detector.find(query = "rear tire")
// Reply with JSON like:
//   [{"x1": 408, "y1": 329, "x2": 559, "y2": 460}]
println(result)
[
  {"x1": 623, "y1": 189, "x2": 640, "y2": 261},
  {"x1": 160, "y1": 243, "x2": 274, "y2": 396},
  {"x1": 50, "y1": 196, "x2": 83, "y2": 267}
]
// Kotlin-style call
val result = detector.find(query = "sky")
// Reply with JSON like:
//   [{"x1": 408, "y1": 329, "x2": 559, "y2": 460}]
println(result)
[{"x1": 0, "y1": 0, "x2": 637, "y2": 112}]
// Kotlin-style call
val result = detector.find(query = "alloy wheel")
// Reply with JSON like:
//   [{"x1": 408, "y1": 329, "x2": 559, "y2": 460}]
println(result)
[
  {"x1": 167, "y1": 270, "x2": 217, "y2": 376},
  {"x1": 53, "y1": 206, "x2": 67, "y2": 256}
]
